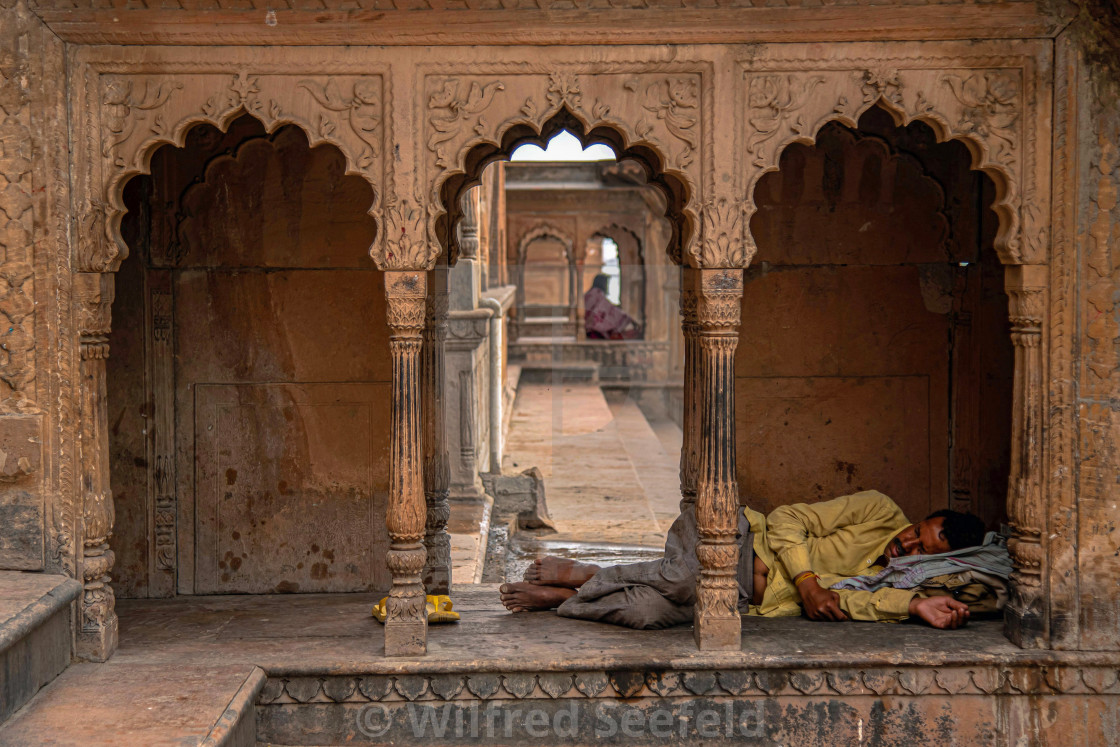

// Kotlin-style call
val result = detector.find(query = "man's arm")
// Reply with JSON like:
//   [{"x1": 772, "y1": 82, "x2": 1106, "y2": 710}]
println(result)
[{"x1": 828, "y1": 588, "x2": 970, "y2": 628}]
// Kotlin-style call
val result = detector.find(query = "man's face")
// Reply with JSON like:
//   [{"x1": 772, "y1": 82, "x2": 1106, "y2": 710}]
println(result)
[{"x1": 886, "y1": 516, "x2": 952, "y2": 559}]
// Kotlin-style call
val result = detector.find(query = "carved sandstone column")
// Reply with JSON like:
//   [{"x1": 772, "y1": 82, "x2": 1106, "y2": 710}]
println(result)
[
  {"x1": 74, "y1": 272, "x2": 119, "y2": 661},
  {"x1": 693, "y1": 268, "x2": 743, "y2": 651},
  {"x1": 1004, "y1": 264, "x2": 1048, "y2": 648},
  {"x1": 678, "y1": 268, "x2": 700, "y2": 509},
  {"x1": 422, "y1": 268, "x2": 452, "y2": 595},
  {"x1": 384, "y1": 271, "x2": 429, "y2": 655}
]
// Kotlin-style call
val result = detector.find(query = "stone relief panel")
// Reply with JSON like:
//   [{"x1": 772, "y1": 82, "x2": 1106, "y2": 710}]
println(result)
[
  {"x1": 420, "y1": 66, "x2": 708, "y2": 269},
  {"x1": 738, "y1": 44, "x2": 1052, "y2": 267},
  {"x1": 73, "y1": 63, "x2": 386, "y2": 274},
  {"x1": 0, "y1": 3, "x2": 38, "y2": 414}
]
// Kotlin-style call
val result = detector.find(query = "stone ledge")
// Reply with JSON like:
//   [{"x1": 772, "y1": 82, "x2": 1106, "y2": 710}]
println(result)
[
  {"x1": 201, "y1": 666, "x2": 266, "y2": 747},
  {"x1": 0, "y1": 571, "x2": 81, "y2": 725},
  {"x1": 0, "y1": 572, "x2": 81, "y2": 655}
]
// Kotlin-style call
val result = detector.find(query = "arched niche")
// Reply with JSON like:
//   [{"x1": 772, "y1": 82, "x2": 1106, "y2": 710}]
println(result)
[
  {"x1": 740, "y1": 63, "x2": 1052, "y2": 646},
  {"x1": 75, "y1": 71, "x2": 385, "y2": 274},
  {"x1": 738, "y1": 59, "x2": 1050, "y2": 267}
]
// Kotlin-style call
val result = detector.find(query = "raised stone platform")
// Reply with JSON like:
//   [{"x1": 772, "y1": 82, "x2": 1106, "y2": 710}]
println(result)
[
  {"x1": 3, "y1": 587, "x2": 1119, "y2": 745},
  {"x1": 0, "y1": 571, "x2": 81, "y2": 726}
]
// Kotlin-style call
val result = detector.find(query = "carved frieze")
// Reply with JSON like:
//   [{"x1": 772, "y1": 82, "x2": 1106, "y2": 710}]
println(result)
[
  {"x1": 260, "y1": 660, "x2": 1120, "y2": 707},
  {"x1": 739, "y1": 46, "x2": 1050, "y2": 268},
  {"x1": 79, "y1": 67, "x2": 385, "y2": 273}
]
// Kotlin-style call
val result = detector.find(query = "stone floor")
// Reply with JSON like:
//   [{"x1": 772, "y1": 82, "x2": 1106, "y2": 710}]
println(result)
[
  {"x1": 503, "y1": 381, "x2": 681, "y2": 547},
  {"x1": 4, "y1": 586, "x2": 1119, "y2": 745}
]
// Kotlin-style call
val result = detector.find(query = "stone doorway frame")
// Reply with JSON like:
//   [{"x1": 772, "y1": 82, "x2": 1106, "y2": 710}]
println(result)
[{"x1": 63, "y1": 40, "x2": 1055, "y2": 660}]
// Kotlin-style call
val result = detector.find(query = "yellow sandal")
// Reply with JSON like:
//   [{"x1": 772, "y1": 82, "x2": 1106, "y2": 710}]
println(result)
[{"x1": 372, "y1": 594, "x2": 460, "y2": 624}]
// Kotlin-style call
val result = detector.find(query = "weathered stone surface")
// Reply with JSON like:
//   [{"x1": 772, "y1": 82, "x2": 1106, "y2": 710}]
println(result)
[{"x1": 0, "y1": 572, "x2": 80, "y2": 725}]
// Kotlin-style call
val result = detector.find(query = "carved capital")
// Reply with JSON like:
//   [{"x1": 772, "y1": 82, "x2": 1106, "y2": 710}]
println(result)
[
  {"x1": 385, "y1": 272, "x2": 428, "y2": 334},
  {"x1": 695, "y1": 269, "x2": 743, "y2": 333},
  {"x1": 699, "y1": 196, "x2": 749, "y2": 269},
  {"x1": 382, "y1": 194, "x2": 438, "y2": 272}
]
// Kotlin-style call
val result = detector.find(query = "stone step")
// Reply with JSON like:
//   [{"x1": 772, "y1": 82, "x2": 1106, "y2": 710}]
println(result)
[
  {"x1": 0, "y1": 571, "x2": 81, "y2": 726},
  {"x1": 518, "y1": 361, "x2": 600, "y2": 383}
]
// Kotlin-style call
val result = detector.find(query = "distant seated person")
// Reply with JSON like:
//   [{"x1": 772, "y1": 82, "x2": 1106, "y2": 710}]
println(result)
[
  {"x1": 501, "y1": 490, "x2": 1011, "y2": 630},
  {"x1": 584, "y1": 273, "x2": 641, "y2": 340}
]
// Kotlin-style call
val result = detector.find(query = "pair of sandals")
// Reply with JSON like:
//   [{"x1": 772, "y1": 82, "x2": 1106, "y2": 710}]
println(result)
[{"x1": 371, "y1": 594, "x2": 460, "y2": 624}]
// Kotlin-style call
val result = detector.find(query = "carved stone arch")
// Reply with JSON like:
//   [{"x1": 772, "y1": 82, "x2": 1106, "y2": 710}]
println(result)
[
  {"x1": 587, "y1": 222, "x2": 647, "y2": 329},
  {"x1": 740, "y1": 55, "x2": 1050, "y2": 267},
  {"x1": 79, "y1": 70, "x2": 385, "y2": 273},
  {"x1": 516, "y1": 223, "x2": 575, "y2": 266},
  {"x1": 588, "y1": 222, "x2": 644, "y2": 266},
  {"x1": 752, "y1": 122, "x2": 954, "y2": 258},
  {"x1": 419, "y1": 67, "x2": 708, "y2": 270},
  {"x1": 514, "y1": 222, "x2": 578, "y2": 322}
]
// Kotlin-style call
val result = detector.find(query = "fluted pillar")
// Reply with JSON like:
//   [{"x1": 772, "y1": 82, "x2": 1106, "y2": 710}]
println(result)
[
  {"x1": 692, "y1": 268, "x2": 743, "y2": 651},
  {"x1": 384, "y1": 271, "x2": 429, "y2": 656},
  {"x1": 1004, "y1": 264, "x2": 1048, "y2": 648},
  {"x1": 678, "y1": 268, "x2": 700, "y2": 509},
  {"x1": 75, "y1": 272, "x2": 119, "y2": 662},
  {"x1": 422, "y1": 268, "x2": 452, "y2": 595}
]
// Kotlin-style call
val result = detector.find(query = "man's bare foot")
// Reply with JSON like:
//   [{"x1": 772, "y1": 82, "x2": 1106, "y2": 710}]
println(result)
[
  {"x1": 500, "y1": 582, "x2": 576, "y2": 612},
  {"x1": 523, "y1": 557, "x2": 600, "y2": 588}
]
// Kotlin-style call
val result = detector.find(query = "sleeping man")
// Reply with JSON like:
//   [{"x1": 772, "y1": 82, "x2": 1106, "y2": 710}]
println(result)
[{"x1": 499, "y1": 490, "x2": 999, "y2": 630}]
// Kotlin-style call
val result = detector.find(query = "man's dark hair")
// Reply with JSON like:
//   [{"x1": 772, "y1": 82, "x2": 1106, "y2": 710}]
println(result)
[{"x1": 925, "y1": 509, "x2": 986, "y2": 550}]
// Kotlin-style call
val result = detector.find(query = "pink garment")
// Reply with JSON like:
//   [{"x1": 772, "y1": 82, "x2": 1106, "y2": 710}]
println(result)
[{"x1": 584, "y1": 287, "x2": 638, "y2": 339}]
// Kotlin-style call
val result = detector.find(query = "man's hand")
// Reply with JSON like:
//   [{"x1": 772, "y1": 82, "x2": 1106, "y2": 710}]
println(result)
[
  {"x1": 799, "y1": 578, "x2": 849, "y2": 621},
  {"x1": 909, "y1": 596, "x2": 970, "y2": 629}
]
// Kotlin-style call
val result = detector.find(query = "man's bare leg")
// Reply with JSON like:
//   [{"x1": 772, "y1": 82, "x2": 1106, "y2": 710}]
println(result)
[
  {"x1": 523, "y1": 557, "x2": 601, "y2": 588},
  {"x1": 500, "y1": 583, "x2": 576, "y2": 612}
]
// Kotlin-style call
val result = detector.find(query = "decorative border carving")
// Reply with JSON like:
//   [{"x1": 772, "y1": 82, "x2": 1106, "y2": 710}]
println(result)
[
  {"x1": 72, "y1": 58, "x2": 387, "y2": 273},
  {"x1": 260, "y1": 664, "x2": 1120, "y2": 704},
  {"x1": 738, "y1": 45, "x2": 1051, "y2": 267}
]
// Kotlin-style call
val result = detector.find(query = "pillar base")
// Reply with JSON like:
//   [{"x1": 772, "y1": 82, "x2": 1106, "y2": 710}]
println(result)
[
  {"x1": 693, "y1": 613, "x2": 741, "y2": 651},
  {"x1": 76, "y1": 615, "x2": 118, "y2": 662},
  {"x1": 1004, "y1": 599, "x2": 1048, "y2": 649},
  {"x1": 385, "y1": 619, "x2": 428, "y2": 656}
]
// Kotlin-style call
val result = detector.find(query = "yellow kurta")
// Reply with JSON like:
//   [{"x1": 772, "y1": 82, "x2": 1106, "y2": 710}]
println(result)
[{"x1": 745, "y1": 490, "x2": 921, "y2": 622}]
